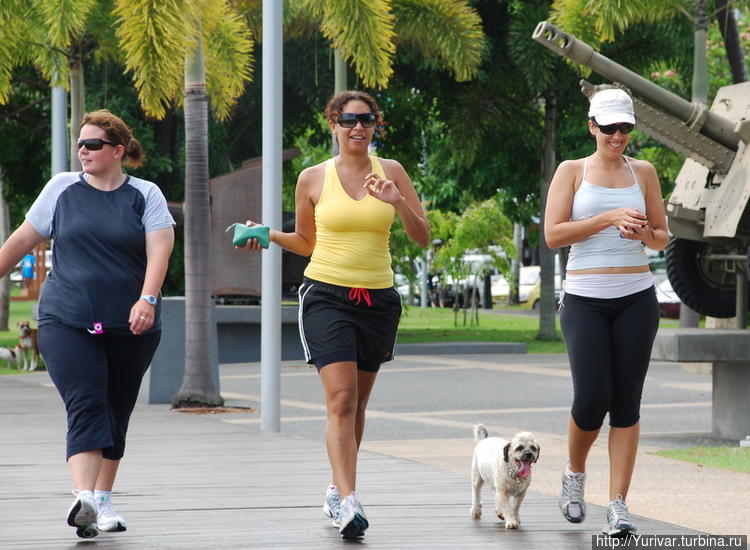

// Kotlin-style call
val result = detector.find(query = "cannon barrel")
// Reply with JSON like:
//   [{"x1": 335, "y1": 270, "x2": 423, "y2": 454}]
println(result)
[{"x1": 532, "y1": 21, "x2": 740, "y2": 151}]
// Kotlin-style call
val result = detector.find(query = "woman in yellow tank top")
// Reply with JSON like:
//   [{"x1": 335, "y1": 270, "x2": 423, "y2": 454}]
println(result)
[{"x1": 241, "y1": 91, "x2": 429, "y2": 539}]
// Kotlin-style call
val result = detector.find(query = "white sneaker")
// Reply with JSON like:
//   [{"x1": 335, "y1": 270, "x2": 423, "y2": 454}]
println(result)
[
  {"x1": 67, "y1": 490, "x2": 99, "y2": 539},
  {"x1": 322, "y1": 485, "x2": 341, "y2": 528},
  {"x1": 559, "y1": 465, "x2": 586, "y2": 523},
  {"x1": 338, "y1": 493, "x2": 368, "y2": 539},
  {"x1": 603, "y1": 494, "x2": 637, "y2": 537},
  {"x1": 96, "y1": 493, "x2": 127, "y2": 532}
]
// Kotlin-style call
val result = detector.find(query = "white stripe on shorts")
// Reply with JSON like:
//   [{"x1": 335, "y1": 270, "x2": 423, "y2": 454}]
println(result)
[{"x1": 297, "y1": 282, "x2": 314, "y2": 362}]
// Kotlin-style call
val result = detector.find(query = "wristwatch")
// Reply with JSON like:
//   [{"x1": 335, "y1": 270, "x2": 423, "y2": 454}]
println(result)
[{"x1": 140, "y1": 294, "x2": 158, "y2": 306}]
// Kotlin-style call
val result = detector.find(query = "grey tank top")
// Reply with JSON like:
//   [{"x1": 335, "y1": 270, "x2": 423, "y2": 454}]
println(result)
[{"x1": 566, "y1": 157, "x2": 649, "y2": 270}]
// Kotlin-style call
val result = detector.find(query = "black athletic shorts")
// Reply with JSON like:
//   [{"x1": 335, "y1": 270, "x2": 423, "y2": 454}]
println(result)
[{"x1": 297, "y1": 277, "x2": 402, "y2": 372}]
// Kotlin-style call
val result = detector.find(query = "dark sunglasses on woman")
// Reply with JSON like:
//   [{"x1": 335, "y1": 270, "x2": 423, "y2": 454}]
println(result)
[
  {"x1": 77, "y1": 138, "x2": 118, "y2": 150},
  {"x1": 592, "y1": 120, "x2": 634, "y2": 135},
  {"x1": 337, "y1": 112, "x2": 376, "y2": 128}
]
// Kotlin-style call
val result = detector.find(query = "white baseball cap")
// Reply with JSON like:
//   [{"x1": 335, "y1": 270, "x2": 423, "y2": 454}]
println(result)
[{"x1": 588, "y1": 88, "x2": 635, "y2": 125}]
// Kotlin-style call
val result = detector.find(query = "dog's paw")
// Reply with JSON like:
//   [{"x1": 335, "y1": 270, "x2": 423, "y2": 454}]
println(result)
[
  {"x1": 470, "y1": 507, "x2": 482, "y2": 519},
  {"x1": 496, "y1": 511, "x2": 504, "y2": 520},
  {"x1": 504, "y1": 519, "x2": 519, "y2": 530}
]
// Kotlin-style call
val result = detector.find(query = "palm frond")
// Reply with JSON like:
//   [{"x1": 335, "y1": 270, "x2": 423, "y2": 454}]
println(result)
[
  {"x1": 298, "y1": 0, "x2": 325, "y2": 19},
  {"x1": 552, "y1": 0, "x2": 686, "y2": 43},
  {"x1": 114, "y1": 0, "x2": 200, "y2": 119},
  {"x1": 203, "y1": 0, "x2": 255, "y2": 120},
  {"x1": 507, "y1": 0, "x2": 558, "y2": 94},
  {"x1": 89, "y1": 2, "x2": 123, "y2": 65},
  {"x1": 587, "y1": 0, "x2": 687, "y2": 42},
  {"x1": 35, "y1": 0, "x2": 98, "y2": 49},
  {"x1": 0, "y1": 5, "x2": 30, "y2": 103},
  {"x1": 0, "y1": 3, "x2": 70, "y2": 101},
  {"x1": 19, "y1": 13, "x2": 71, "y2": 87},
  {"x1": 285, "y1": 0, "x2": 322, "y2": 40},
  {"x1": 0, "y1": 0, "x2": 27, "y2": 21},
  {"x1": 318, "y1": 0, "x2": 396, "y2": 88},
  {"x1": 392, "y1": 0, "x2": 485, "y2": 82},
  {"x1": 0, "y1": 39, "x2": 17, "y2": 104},
  {"x1": 550, "y1": 0, "x2": 604, "y2": 45},
  {"x1": 445, "y1": 71, "x2": 540, "y2": 166}
]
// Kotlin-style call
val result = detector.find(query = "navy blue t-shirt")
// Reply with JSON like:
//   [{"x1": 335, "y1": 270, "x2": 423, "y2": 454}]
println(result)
[{"x1": 26, "y1": 172, "x2": 175, "y2": 334}]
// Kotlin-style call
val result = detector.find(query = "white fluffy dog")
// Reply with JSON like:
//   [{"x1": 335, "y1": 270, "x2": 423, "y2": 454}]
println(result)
[
  {"x1": 470, "y1": 424, "x2": 540, "y2": 529},
  {"x1": 0, "y1": 346, "x2": 19, "y2": 369}
]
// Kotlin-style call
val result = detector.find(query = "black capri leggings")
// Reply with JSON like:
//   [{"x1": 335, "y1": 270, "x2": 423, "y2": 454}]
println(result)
[
  {"x1": 38, "y1": 322, "x2": 161, "y2": 460},
  {"x1": 560, "y1": 287, "x2": 660, "y2": 431}
]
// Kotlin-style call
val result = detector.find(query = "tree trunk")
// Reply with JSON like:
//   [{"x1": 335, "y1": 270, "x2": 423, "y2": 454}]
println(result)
[
  {"x1": 715, "y1": 0, "x2": 747, "y2": 84},
  {"x1": 0, "y1": 168, "x2": 10, "y2": 330},
  {"x1": 508, "y1": 222, "x2": 522, "y2": 305},
  {"x1": 692, "y1": 0, "x2": 709, "y2": 105},
  {"x1": 331, "y1": 49, "x2": 347, "y2": 155},
  {"x1": 172, "y1": 39, "x2": 223, "y2": 408},
  {"x1": 69, "y1": 54, "x2": 85, "y2": 171},
  {"x1": 537, "y1": 88, "x2": 557, "y2": 341}
]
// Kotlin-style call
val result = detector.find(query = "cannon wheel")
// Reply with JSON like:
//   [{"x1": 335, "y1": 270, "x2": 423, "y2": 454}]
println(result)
[{"x1": 665, "y1": 237, "x2": 745, "y2": 318}]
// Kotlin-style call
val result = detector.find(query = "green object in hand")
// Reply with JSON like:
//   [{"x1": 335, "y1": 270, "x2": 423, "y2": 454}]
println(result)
[{"x1": 226, "y1": 223, "x2": 270, "y2": 248}]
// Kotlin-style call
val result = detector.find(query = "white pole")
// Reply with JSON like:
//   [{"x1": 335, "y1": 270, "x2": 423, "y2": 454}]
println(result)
[
  {"x1": 261, "y1": 0, "x2": 282, "y2": 432},
  {"x1": 51, "y1": 86, "x2": 67, "y2": 174}
]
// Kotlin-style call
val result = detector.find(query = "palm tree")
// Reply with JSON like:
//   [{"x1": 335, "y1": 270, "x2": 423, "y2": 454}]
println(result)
[
  {"x1": 115, "y1": 0, "x2": 253, "y2": 408},
  {"x1": 173, "y1": 39, "x2": 221, "y2": 407}
]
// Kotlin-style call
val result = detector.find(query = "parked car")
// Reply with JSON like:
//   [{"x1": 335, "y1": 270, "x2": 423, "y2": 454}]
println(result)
[
  {"x1": 491, "y1": 265, "x2": 541, "y2": 304},
  {"x1": 656, "y1": 278, "x2": 681, "y2": 318},
  {"x1": 525, "y1": 274, "x2": 563, "y2": 309},
  {"x1": 397, "y1": 248, "x2": 505, "y2": 308}
]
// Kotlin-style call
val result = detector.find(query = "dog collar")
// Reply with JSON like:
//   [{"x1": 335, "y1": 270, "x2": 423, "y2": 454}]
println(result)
[{"x1": 506, "y1": 465, "x2": 519, "y2": 480}]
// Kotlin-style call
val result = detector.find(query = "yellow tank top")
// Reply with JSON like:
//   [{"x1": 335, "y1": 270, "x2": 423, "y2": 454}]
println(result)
[{"x1": 304, "y1": 156, "x2": 395, "y2": 289}]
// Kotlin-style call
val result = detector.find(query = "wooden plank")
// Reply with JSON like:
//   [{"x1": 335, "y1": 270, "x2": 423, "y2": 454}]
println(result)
[{"x1": 0, "y1": 377, "x2": 705, "y2": 549}]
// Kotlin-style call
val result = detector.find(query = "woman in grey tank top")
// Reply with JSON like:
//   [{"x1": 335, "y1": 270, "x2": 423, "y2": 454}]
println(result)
[{"x1": 544, "y1": 88, "x2": 668, "y2": 538}]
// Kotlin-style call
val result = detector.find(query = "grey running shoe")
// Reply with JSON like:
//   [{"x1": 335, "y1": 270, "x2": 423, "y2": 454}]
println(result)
[
  {"x1": 322, "y1": 485, "x2": 341, "y2": 528},
  {"x1": 96, "y1": 493, "x2": 127, "y2": 532},
  {"x1": 559, "y1": 466, "x2": 586, "y2": 523},
  {"x1": 603, "y1": 494, "x2": 637, "y2": 537},
  {"x1": 67, "y1": 490, "x2": 99, "y2": 539},
  {"x1": 338, "y1": 493, "x2": 369, "y2": 539}
]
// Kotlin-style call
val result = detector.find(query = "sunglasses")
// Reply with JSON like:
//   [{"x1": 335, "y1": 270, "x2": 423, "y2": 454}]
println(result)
[
  {"x1": 336, "y1": 112, "x2": 376, "y2": 128},
  {"x1": 77, "y1": 138, "x2": 118, "y2": 150},
  {"x1": 593, "y1": 121, "x2": 634, "y2": 135}
]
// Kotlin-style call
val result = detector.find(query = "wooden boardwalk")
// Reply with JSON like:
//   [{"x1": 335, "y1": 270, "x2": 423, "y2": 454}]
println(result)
[{"x1": 0, "y1": 376, "x2": 704, "y2": 550}]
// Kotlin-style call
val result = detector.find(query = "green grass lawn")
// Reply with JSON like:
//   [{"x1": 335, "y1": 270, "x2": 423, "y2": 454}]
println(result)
[
  {"x1": 398, "y1": 306, "x2": 566, "y2": 354},
  {"x1": 398, "y1": 306, "x2": 680, "y2": 354},
  {"x1": 654, "y1": 446, "x2": 750, "y2": 474}
]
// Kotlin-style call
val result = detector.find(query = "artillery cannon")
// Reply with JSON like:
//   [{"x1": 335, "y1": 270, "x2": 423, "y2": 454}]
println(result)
[{"x1": 532, "y1": 21, "x2": 750, "y2": 320}]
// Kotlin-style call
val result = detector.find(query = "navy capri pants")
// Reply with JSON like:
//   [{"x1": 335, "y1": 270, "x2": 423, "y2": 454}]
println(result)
[
  {"x1": 560, "y1": 287, "x2": 660, "y2": 431},
  {"x1": 38, "y1": 322, "x2": 160, "y2": 460}
]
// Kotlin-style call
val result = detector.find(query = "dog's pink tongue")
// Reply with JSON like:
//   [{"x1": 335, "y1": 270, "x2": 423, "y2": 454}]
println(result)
[{"x1": 518, "y1": 461, "x2": 532, "y2": 478}]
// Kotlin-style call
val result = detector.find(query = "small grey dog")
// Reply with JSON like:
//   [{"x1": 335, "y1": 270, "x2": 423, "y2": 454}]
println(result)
[{"x1": 470, "y1": 424, "x2": 540, "y2": 529}]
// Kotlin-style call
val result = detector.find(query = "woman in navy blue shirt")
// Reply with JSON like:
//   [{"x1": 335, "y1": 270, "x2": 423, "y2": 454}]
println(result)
[{"x1": 0, "y1": 110, "x2": 174, "y2": 538}]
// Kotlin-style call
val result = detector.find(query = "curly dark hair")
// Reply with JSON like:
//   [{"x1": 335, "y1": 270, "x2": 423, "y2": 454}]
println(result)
[{"x1": 324, "y1": 90, "x2": 385, "y2": 133}]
